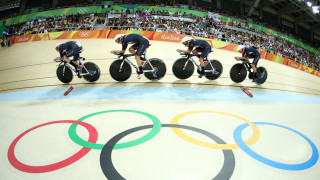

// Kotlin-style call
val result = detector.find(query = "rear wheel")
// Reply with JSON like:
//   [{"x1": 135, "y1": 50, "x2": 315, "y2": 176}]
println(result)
[
  {"x1": 205, "y1": 59, "x2": 223, "y2": 80},
  {"x1": 143, "y1": 58, "x2": 166, "y2": 80},
  {"x1": 254, "y1": 67, "x2": 268, "y2": 85},
  {"x1": 7, "y1": 39, "x2": 11, "y2": 47},
  {"x1": 230, "y1": 63, "x2": 247, "y2": 83},
  {"x1": 56, "y1": 65, "x2": 73, "y2": 83},
  {"x1": 172, "y1": 58, "x2": 194, "y2": 79},
  {"x1": 81, "y1": 62, "x2": 101, "y2": 82},
  {"x1": 109, "y1": 60, "x2": 132, "y2": 81}
]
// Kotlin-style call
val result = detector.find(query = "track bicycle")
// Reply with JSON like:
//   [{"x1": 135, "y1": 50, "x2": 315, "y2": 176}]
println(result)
[
  {"x1": 56, "y1": 57, "x2": 101, "y2": 83},
  {"x1": 109, "y1": 53, "x2": 166, "y2": 81},
  {"x1": 230, "y1": 58, "x2": 267, "y2": 85},
  {"x1": 172, "y1": 51, "x2": 223, "y2": 80},
  {"x1": 1, "y1": 36, "x2": 11, "y2": 48}
]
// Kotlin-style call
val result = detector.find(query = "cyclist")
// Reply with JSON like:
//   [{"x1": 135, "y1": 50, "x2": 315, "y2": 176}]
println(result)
[
  {"x1": 54, "y1": 41, "x2": 83, "y2": 77},
  {"x1": 111, "y1": 33, "x2": 150, "y2": 79},
  {"x1": 235, "y1": 45, "x2": 261, "y2": 80},
  {"x1": 2, "y1": 28, "x2": 9, "y2": 47},
  {"x1": 177, "y1": 37, "x2": 214, "y2": 78}
]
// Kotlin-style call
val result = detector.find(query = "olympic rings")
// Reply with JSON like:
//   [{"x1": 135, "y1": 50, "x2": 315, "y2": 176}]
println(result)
[
  {"x1": 100, "y1": 124, "x2": 236, "y2": 180},
  {"x1": 170, "y1": 111, "x2": 260, "y2": 149},
  {"x1": 79, "y1": 32, "x2": 90, "y2": 37},
  {"x1": 68, "y1": 110, "x2": 162, "y2": 150},
  {"x1": 7, "y1": 120, "x2": 98, "y2": 173},
  {"x1": 233, "y1": 122, "x2": 319, "y2": 171},
  {"x1": 8, "y1": 110, "x2": 319, "y2": 178},
  {"x1": 77, "y1": 8, "x2": 89, "y2": 14}
]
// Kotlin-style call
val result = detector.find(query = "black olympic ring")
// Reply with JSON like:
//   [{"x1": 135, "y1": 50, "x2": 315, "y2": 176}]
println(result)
[{"x1": 100, "y1": 124, "x2": 235, "y2": 180}]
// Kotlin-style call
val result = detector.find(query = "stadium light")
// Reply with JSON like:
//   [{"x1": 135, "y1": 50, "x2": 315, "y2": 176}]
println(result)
[{"x1": 312, "y1": 6, "x2": 320, "y2": 13}]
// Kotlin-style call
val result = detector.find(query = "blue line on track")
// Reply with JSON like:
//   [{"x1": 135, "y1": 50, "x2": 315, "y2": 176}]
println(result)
[{"x1": 1, "y1": 86, "x2": 320, "y2": 103}]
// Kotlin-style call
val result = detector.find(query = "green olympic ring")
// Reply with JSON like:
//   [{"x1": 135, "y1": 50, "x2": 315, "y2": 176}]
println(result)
[{"x1": 68, "y1": 110, "x2": 161, "y2": 150}]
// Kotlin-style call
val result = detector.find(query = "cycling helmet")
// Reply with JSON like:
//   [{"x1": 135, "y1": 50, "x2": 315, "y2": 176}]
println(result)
[
  {"x1": 237, "y1": 45, "x2": 246, "y2": 53},
  {"x1": 181, "y1": 36, "x2": 194, "y2": 46},
  {"x1": 55, "y1": 43, "x2": 63, "y2": 51},
  {"x1": 115, "y1": 34, "x2": 127, "y2": 44}
]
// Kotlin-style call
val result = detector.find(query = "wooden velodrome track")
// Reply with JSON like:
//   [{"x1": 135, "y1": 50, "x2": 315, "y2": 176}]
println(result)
[{"x1": 0, "y1": 39, "x2": 320, "y2": 180}]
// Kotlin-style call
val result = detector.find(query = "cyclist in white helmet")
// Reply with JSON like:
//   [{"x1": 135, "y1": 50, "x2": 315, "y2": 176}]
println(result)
[
  {"x1": 111, "y1": 33, "x2": 150, "y2": 79},
  {"x1": 177, "y1": 37, "x2": 213, "y2": 78},
  {"x1": 235, "y1": 45, "x2": 261, "y2": 79}
]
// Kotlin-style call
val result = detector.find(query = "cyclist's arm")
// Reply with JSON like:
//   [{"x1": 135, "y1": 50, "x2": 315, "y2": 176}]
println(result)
[
  {"x1": 110, "y1": 50, "x2": 125, "y2": 54},
  {"x1": 54, "y1": 57, "x2": 63, "y2": 62},
  {"x1": 235, "y1": 56, "x2": 249, "y2": 61},
  {"x1": 176, "y1": 49, "x2": 191, "y2": 54}
]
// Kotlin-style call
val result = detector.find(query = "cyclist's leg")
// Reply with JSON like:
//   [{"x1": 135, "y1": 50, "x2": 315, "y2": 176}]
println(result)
[
  {"x1": 66, "y1": 46, "x2": 82, "y2": 77},
  {"x1": 135, "y1": 42, "x2": 149, "y2": 78},
  {"x1": 198, "y1": 48, "x2": 211, "y2": 77},
  {"x1": 252, "y1": 54, "x2": 260, "y2": 74},
  {"x1": 129, "y1": 44, "x2": 138, "y2": 54},
  {"x1": 196, "y1": 48, "x2": 204, "y2": 74},
  {"x1": 199, "y1": 48, "x2": 210, "y2": 67},
  {"x1": 130, "y1": 44, "x2": 145, "y2": 61},
  {"x1": 2, "y1": 35, "x2": 7, "y2": 46},
  {"x1": 191, "y1": 49, "x2": 198, "y2": 54},
  {"x1": 66, "y1": 46, "x2": 82, "y2": 66}
]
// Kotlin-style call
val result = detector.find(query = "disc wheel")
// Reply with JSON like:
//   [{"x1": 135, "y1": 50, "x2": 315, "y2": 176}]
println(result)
[
  {"x1": 7, "y1": 39, "x2": 11, "y2": 47},
  {"x1": 230, "y1": 63, "x2": 247, "y2": 83},
  {"x1": 143, "y1": 58, "x2": 166, "y2": 80},
  {"x1": 205, "y1": 59, "x2": 223, "y2": 80},
  {"x1": 254, "y1": 67, "x2": 268, "y2": 85},
  {"x1": 172, "y1": 58, "x2": 194, "y2": 79},
  {"x1": 56, "y1": 65, "x2": 73, "y2": 83},
  {"x1": 81, "y1": 62, "x2": 101, "y2": 82},
  {"x1": 109, "y1": 60, "x2": 132, "y2": 81}
]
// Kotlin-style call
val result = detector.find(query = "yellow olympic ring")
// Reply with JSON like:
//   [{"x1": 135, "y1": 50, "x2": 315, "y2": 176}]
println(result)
[{"x1": 170, "y1": 111, "x2": 260, "y2": 149}]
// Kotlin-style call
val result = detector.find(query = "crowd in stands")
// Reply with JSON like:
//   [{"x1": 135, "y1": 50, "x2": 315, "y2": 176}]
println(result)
[
  {"x1": 103, "y1": 7, "x2": 320, "y2": 70},
  {"x1": 2, "y1": 0, "x2": 320, "y2": 70},
  {"x1": 6, "y1": 13, "x2": 96, "y2": 36}
]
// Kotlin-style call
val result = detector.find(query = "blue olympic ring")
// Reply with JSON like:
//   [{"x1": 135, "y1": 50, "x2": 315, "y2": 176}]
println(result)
[{"x1": 233, "y1": 122, "x2": 319, "y2": 171}]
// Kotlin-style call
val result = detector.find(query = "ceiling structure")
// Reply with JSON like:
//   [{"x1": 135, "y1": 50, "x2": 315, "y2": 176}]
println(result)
[{"x1": 255, "y1": 0, "x2": 320, "y2": 32}]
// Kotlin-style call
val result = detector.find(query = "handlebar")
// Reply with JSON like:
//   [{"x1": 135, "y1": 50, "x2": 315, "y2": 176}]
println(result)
[
  {"x1": 55, "y1": 57, "x2": 85, "y2": 65},
  {"x1": 113, "y1": 53, "x2": 136, "y2": 59},
  {"x1": 180, "y1": 50, "x2": 213, "y2": 58},
  {"x1": 180, "y1": 53, "x2": 200, "y2": 58}
]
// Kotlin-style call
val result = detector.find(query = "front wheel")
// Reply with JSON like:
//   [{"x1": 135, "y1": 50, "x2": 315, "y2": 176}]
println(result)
[
  {"x1": 172, "y1": 58, "x2": 194, "y2": 79},
  {"x1": 109, "y1": 60, "x2": 132, "y2": 81},
  {"x1": 205, "y1": 59, "x2": 223, "y2": 80},
  {"x1": 143, "y1": 58, "x2": 166, "y2": 80},
  {"x1": 230, "y1": 63, "x2": 247, "y2": 83},
  {"x1": 56, "y1": 65, "x2": 73, "y2": 83},
  {"x1": 254, "y1": 67, "x2": 268, "y2": 85},
  {"x1": 81, "y1": 62, "x2": 101, "y2": 82}
]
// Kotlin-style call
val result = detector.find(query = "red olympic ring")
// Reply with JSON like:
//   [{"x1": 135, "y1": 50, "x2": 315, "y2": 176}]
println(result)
[{"x1": 7, "y1": 120, "x2": 98, "y2": 173}]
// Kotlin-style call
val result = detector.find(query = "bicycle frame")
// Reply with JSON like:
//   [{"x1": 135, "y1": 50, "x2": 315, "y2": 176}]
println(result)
[
  {"x1": 58, "y1": 57, "x2": 90, "y2": 76},
  {"x1": 116, "y1": 54, "x2": 156, "y2": 74},
  {"x1": 181, "y1": 53, "x2": 216, "y2": 73},
  {"x1": 238, "y1": 59, "x2": 253, "y2": 74}
]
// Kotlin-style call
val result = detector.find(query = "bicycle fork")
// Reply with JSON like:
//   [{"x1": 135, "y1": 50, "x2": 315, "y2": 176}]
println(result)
[{"x1": 63, "y1": 63, "x2": 75, "y2": 76}]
